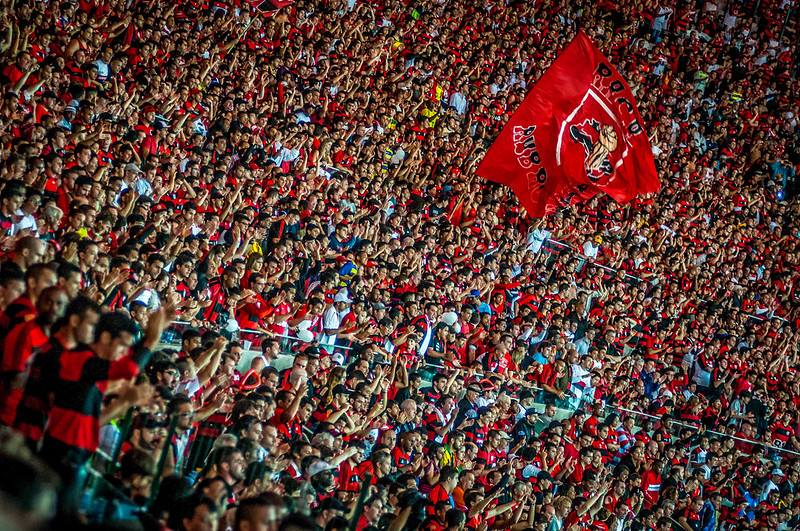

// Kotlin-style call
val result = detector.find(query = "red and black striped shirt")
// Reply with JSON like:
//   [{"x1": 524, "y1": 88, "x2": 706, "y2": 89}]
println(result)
[{"x1": 44, "y1": 346, "x2": 151, "y2": 452}]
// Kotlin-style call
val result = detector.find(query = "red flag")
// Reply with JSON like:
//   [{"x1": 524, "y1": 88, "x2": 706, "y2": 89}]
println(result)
[
  {"x1": 448, "y1": 198, "x2": 464, "y2": 227},
  {"x1": 123, "y1": 23, "x2": 135, "y2": 46},
  {"x1": 248, "y1": 0, "x2": 294, "y2": 14},
  {"x1": 477, "y1": 32, "x2": 659, "y2": 218}
]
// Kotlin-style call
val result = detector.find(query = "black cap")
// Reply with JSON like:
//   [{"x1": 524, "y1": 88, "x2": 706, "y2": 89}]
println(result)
[
  {"x1": 319, "y1": 497, "x2": 345, "y2": 511},
  {"x1": 519, "y1": 390, "x2": 534, "y2": 401},
  {"x1": 332, "y1": 384, "x2": 351, "y2": 396}
]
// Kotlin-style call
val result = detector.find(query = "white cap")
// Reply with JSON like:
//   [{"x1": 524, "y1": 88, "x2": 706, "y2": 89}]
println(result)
[
  {"x1": 308, "y1": 461, "x2": 332, "y2": 477},
  {"x1": 334, "y1": 291, "x2": 353, "y2": 304},
  {"x1": 521, "y1": 464, "x2": 542, "y2": 479},
  {"x1": 440, "y1": 311, "x2": 458, "y2": 327}
]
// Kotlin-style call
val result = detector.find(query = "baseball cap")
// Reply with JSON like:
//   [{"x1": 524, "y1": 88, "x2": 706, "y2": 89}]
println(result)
[
  {"x1": 478, "y1": 379, "x2": 496, "y2": 391},
  {"x1": 519, "y1": 390, "x2": 534, "y2": 401},
  {"x1": 537, "y1": 471, "x2": 553, "y2": 482},
  {"x1": 307, "y1": 461, "x2": 332, "y2": 477},
  {"x1": 521, "y1": 464, "x2": 541, "y2": 479},
  {"x1": 332, "y1": 384, "x2": 351, "y2": 397},
  {"x1": 334, "y1": 292, "x2": 353, "y2": 303}
]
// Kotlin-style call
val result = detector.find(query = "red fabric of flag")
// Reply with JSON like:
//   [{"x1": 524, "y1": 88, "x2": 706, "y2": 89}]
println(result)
[
  {"x1": 248, "y1": 0, "x2": 294, "y2": 13},
  {"x1": 477, "y1": 31, "x2": 660, "y2": 218},
  {"x1": 448, "y1": 198, "x2": 464, "y2": 227}
]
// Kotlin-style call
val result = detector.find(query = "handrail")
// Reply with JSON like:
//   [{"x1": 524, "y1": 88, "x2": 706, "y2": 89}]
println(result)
[
  {"x1": 538, "y1": 236, "x2": 786, "y2": 323},
  {"x1": 166, "y1": 322, "x2": 357, "y2": 351},
  {"x1": 608, "y1": 404, "x2": 800, "y2": 458},
  {"x1": 164, "y1": 316, "x2": 798, "y2": 459}
]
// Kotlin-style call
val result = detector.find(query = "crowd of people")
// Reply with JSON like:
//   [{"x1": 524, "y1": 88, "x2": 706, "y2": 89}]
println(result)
[{"x1": 0, "y1": 0, "x2": 799, "y2": 529}]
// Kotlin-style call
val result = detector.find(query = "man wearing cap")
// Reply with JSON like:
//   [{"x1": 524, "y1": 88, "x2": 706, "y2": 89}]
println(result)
[
  {"x1": 761, "y1": 468, "x2": 785, "y2": 501},
  {"x1": 307, "y1": 460, "x2": 337, "y2": 498},
  {"x1": 311, "y1": 384, "x2": 352, "y2": 428},
  {"x1": 320, "y1": 291, "x2": 351, "y2": 350},
  {"x1": 454, "y1": 384, "x2": 480, "y2": 427},
  {"x1": 314, "y1": 497, "x2": 345, "y2": 531},
  {"x1": 513, "y1": 408, "x2": 539, "y2": 446},
  {"x1": 122, "y1": 162, "x2": 144, "y2": 193}
]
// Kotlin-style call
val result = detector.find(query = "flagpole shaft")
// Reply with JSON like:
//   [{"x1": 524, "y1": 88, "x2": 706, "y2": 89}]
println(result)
[
  {"x1": 347, "y1": 473, "x2": 373, "y2": 531},
  {"x1": 448, "y1": 174, "x2": 475, "y2": 223}
]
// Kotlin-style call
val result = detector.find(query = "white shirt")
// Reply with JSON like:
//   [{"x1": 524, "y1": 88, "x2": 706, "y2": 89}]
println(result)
[
  {"x1": 570, "y1": 364, "x2": 592, "y2": 398},
  {"x1": 582, "y1": 240, "x2": 600, "y2": 258},
  {"x1": 527, "y1": 228, "x2": 551, "y2": 252},
  {"x1": 94, "y1": 59, "x2": 110, "y2": 82},
  {"x1": 321, "y1": 305, "x2": 341, "y2": 345},
  {"x1": 448, "y1": 91, "x2": 468, "y2": 115},
  {"x1": 11, "y1": 209, "x2": 36, "y2": 235},
  {"x1": 272, "y1": 146, "x2": 300, "y2": 166},
  {"x1": 417, "y1": 316, "x2": 433, "y2": 356}
]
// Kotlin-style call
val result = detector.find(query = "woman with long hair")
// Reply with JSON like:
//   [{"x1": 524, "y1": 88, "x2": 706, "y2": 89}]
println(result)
[
  {"x1": 241, "y1": 252, "x2": 264, "y2": 290},
  {"x1": 321, "y1": 366, "x2": 346, "y2": 404}
]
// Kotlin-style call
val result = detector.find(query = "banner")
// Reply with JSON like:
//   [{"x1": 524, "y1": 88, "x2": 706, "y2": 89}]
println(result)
[{"x1": 477, "y1": 31, "x2": 660, "y2": 218}]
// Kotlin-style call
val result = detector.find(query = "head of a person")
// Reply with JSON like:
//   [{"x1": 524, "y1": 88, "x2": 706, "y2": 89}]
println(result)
[
  {"x1": 233, "y1": 495, "x2": 277, "y2": 531},
  {"x1": 92, "y1": 311, "x2": 139, "y2": 360},
  {"x1": 35, "y1": 285, "x2": 67, "y2": 327},
  {"x1": 181, "y1": 494, "x2": 219, "y2": 531}
]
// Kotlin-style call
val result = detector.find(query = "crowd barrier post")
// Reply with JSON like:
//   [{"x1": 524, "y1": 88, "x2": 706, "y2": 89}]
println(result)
[
  {"x1": 107, "y1": 407, "x2": 135, "y2": 475},
  {"x1": 347, "y1": 473, "x2": 373, "y2": 531},
  {"x1": 148, "y1": 413, "x2": 179, "y2": 508}
]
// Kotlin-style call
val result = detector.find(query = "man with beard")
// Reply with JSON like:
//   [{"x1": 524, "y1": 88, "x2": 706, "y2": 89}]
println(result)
[
  {"x1": 0, "y1": 285, "x2": 67, "y2": 425},
  {"x1": 214, "y1": 446, "x2": 247, "y2": 510},
  {"x1": 307, "y1": 461, "x2": 337, "y2": 500},
  {"x1": 167, "y1": 395, "x2": 196, "y2": 475},
  {"x1": 148, "y1": 359, "x2": 180, "y2": 394},
  {"x1": 125, "y1": 414, "x2": 165, "y2": 460},
  {"x1": 14, "y1": 296, "x2": 100, "y2": 448}
]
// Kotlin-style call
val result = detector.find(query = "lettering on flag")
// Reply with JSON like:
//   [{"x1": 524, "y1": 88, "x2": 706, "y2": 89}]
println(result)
[{"x1": 477, "y1": 32, "x2": 659, "y2": 218}]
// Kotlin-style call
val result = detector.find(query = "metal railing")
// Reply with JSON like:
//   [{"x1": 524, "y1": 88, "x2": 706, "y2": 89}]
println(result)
[
  {"x1": 536, "y1": 236, "x2": 785, "y2": 323},
  {"x1": 78, "y1": 319, "x2": 796, "y2": 524}
]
